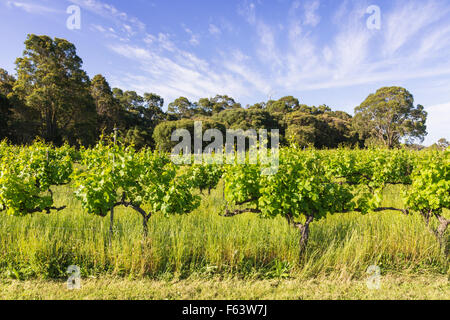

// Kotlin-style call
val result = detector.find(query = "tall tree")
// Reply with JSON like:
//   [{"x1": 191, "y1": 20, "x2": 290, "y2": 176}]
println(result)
[
  {"x1": 168, "y1": 97, "x2": 195, "y2": 119},
  {"x1": 266, "y1": 96, "x2": 299, "y2": 114},
  {"x1": 210, "y1": 95, "x2": 241, "y2": 114},
  {"x1": 197, "y1": 95, "x2": 241, "y2": 116},
  {"x1": 0, "y1": 94, "x2": 10, "y2": 140},
  {"x1": 353, "y1": 87, "x2": 427, "y2": 148},
  {"x1": 91, "y1": 74, "x2": 121, "y2": 135},
  {"x1": 197, "y1": 97, "x2": 214, "y2": 116},
  {"x1": 113, "y1": 89, "x2": 166, "y2": 148},
  {"x1": 284, "y1": 109, "x2": 357, "y2": 148},
  {"x1": 12, "y1": 34, "x2": 97, "y2": 146},
  {"x1": 143, "y1": 93, "x2": 165, "y2": 121},
  {"x1": 0, "y1": 68, "x2": 15, "y2": 96},
  {"x1": 0, "y1": 69, "x2": 15, "y2": 140},
  {"x1": 0, "y1": 67, "x2": 39, "y2": 143}
]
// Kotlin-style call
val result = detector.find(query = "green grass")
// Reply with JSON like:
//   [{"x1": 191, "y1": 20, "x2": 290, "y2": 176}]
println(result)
[
  {"x1": 1, "y1": 275, "x2": 448, "y2": 300},
  {"x1": 0, "y1": 182, "x2": 448, "y2": 285}
]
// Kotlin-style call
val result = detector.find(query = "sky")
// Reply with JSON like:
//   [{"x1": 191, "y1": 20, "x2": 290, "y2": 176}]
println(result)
[{"x1": 0, "y1": 0, "x2": 449, "y2": 145}]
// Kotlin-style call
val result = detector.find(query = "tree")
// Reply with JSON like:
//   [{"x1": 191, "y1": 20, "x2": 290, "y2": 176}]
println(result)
[
  {"x1": 210, "y1": 95, "x2": 241, "y2": 114},
  {"x1": 196, "y1": 95, "x2": 241, "y2": 116},
  {"x1": 266, "y1": 96, "x2": 299, "y2": 114},
  {"x1": 153, "y1": 118, "x2": 226, "y2": 152},
  {"x1": 91, "y1": 74, "x2": 121, "y2": 135},
  {"x1": 248, "y1": 102, "x2": 266, "y2": 110},
  {"x1": 12, "y1": 35, "x2": 97, "y2": 146},
  {"x1": 1, "y1": 67, "x2": 41, "y2": 144},
  {"x1": 143, "y1": 93, "x2": 165, "y2": 121},
  {"x1": 213, "y1": 108, "x2": 279, "y2": 131},
  {"x1": 284, "y1": 108, "x2": 357, "y2": 148},
  {"x1": 437, "y1": 138, "x2": 450, "y2": 151},
  {"x1": 112, "y1": 89, "x2": 165, "y2": 148},
  {"x1": 353, "y1": 87, "x2": 427, "y2": 148},
  {"x1": 168, "y1": 97, "x2": 195, "y2": 119},
  {"x1": 0, "y1": 68, "x2": 15, "y2": 96},
  {"x1": 0, "y1": 94, "x2": 11, "y2": 140},
  {"x1": 0, "y1": 69, "x2": 16, "y2": 140}
]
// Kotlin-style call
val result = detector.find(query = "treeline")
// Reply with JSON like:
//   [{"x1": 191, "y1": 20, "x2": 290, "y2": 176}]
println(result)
[{"x1": 0, "y1": 34, "x2": 429, "y2": 150}]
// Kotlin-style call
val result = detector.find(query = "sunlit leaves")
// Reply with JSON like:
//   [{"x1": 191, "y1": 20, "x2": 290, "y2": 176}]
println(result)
[
  {"x1": 405, "y1": 149, "x2": 449, "y2": 215},
  {"x1": 72, "y1": 140, "x2": 200, "y2": 218},
  {"x1": 0, "y1": 141, "x2": 74, "y2": 216}
]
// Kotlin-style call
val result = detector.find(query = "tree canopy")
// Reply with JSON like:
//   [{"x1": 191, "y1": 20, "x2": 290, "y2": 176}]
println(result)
[
  {"x1": 12, "y1": 35, "x2": 98, "y2": 146},
  {"x1": 353, "y1": 87, "x2": 427, "y2": 148}
]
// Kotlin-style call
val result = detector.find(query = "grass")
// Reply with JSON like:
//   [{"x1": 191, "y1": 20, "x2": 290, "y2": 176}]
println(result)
[
  {"x1": 0, "y1": 182, "x2": 448, "y2": 299},
  {"x1": 0, "y1": 275, "x2": 448, "y2": 300}
]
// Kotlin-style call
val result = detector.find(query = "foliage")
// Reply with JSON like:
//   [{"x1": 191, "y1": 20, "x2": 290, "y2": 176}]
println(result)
[
  {"x1": 72, "y1": 140, "x2": 200, "y2": 234},
  {"x1": 0, "y1": 141, "x2": 73, "y2": 216},
  {"x1": 153, "y1": 118, "x2": 226, "y2": 152},
  {"x1": 11, "y1": 34, "x2": 97, "y2": 146},
  {"x1": 188, "y1": 162, "x2": 224, "y2": 194},
  {"x1": 353, "y1": 87, "x2": 427, "y2": 148},
  {"x1": 405, "y1": 150, "x2": 449, "y2": 216}
]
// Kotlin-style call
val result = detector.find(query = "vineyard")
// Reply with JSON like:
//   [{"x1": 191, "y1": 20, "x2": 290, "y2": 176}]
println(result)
[{"x1": 0, "y1": 139, "x2": 448, "y2": 281}]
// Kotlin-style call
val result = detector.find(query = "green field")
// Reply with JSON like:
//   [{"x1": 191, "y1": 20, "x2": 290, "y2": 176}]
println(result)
[{"x1": 0, "y1": 182, "x2": 448, "y2": 299}]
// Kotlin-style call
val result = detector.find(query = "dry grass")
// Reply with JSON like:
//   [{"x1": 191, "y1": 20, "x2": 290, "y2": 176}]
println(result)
[{"x1": 0, "y1": 274, "x2": 448, "y2": 300}]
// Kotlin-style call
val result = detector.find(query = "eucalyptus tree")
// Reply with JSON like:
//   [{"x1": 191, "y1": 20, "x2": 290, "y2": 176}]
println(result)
[
  {"x1": 353, "y1": 87, "x2": 427, "y2": 148},
  {"x1": 12, "y1": 34, "x2": 97, "y2": 146}
]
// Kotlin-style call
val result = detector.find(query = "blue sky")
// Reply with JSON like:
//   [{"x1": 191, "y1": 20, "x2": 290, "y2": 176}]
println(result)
[{"x1": 0, "y1": 0, "x2": 449, "y2": 145}]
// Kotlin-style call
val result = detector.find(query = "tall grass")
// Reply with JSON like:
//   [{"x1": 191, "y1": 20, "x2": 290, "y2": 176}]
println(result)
[{"x1": 0, "y1": 183, "x2": 448, "y2": 280}]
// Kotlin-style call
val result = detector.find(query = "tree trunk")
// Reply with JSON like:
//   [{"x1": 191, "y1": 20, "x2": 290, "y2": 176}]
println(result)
[
  {"x1": 435, "y1": 214, "x2": 449, "y2": 256},
  {"x1": 120, "y1": 201, "x2": 152, "y2": 238},
  {"x1": 296, "y1": 216, "x2": 314, "y2": 263},
  {"x1": 421, "y1": 211, "x2": 449, "y2": 256},
  {"x1": 109, "y1": 207, "x2": 114, "y2": 246},
  {"x1": 45, "y1": 109, "x2": 52, "y2": 141},
  {"x1": 142, "y1": 214, "x2": 150, "y2": 238}
]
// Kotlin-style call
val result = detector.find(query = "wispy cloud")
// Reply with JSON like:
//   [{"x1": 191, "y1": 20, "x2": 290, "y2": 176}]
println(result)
[
  {"x1": 108, "y1": 42, "x2": 260, "y2": 104},
  {"x1": 69, "y1": 0, "x2": 450, "y2": 107},
  {"x1": 383, "y1": 0, "x2": 450, "y2": 56},
  {"x1": 303, "y1": 0, "x2": 321, "y2": 27},
  {"x1": 6, "y1": 1, "x2": 59, "y2": 14},
  {"x1": 233, "y1": 0, "x2": 450, "y2": 93},
  {"x1": 208, "y1": 24, "x2": 221, "y2": 36},
  {"x1": 69, "y1": 0, "x2": 145, "y2": 36},
  {"x1": 183, "y1": 26, "x2": 200, "y2": 46}
]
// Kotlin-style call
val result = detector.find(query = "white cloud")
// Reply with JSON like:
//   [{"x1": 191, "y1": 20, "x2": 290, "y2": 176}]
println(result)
[
  {"x1": 157, "y1": 33, "x2": 176, "y2": 52},
  {"x1": 73, "y1": 0, "x2": 450, "y2": 134},
  {"x1": 6, "y1": 1, "x2": 59, "y2": 14},
  {"x1": 92, "y1": 24, "x2": 106, "y2": 33},
  {"x1": 303, "y1": 0, "x2": 321, "y2": 27},
  {"x1": 143, "y1": 33, "x2": 156, "y2": 45},
  {"x1": 108, "y1": 40, "x2": 266, "y2": 105},
  {"x1": 383, "y1": 1, "x2": 449, "y2": 56},
  {"x1": 238, "y1": 1, "x2": 256, "y2": 24},
  {"x1": 183, "y1": 27, "x2": 200, "y2": 46},
  {"x1": 69, "y1": 0, "x2": 145, "y2": 36},
  {"x1": 209, "y1": 24, "x2": 221, "y2": 36}
]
